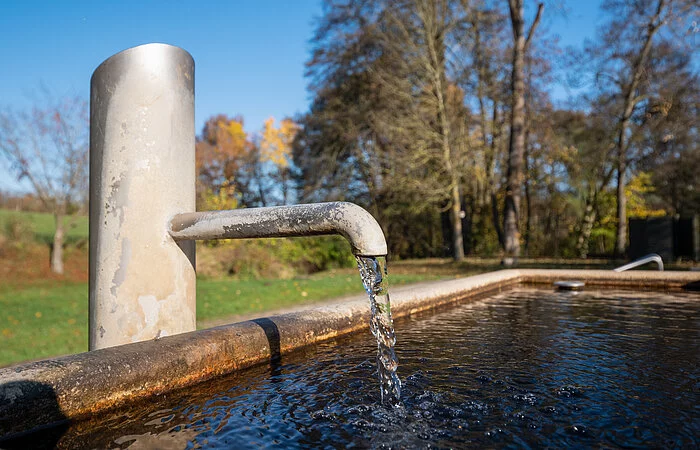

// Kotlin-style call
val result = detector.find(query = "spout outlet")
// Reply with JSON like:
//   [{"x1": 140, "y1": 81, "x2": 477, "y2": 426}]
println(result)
[{"x1": 169, "y1": 202, "x2": 387, "y2": 256}]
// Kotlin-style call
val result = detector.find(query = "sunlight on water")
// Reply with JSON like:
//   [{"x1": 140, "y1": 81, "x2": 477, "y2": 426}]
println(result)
[{"x1": 356, "y1": 255, "x2": 401, "y2": 405}]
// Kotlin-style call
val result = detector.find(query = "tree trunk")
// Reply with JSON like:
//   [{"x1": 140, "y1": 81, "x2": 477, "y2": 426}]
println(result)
[
  {"x1": 524, "y1": 161, "x2": 532, "y2": 256},
  {"x1": 503, "y1": 0, "x2": 542, "y2": 265},
  {"x1": 553, "y1": 213, "x2": 560, "y2": 257},
  {"x1": 473, "y1": 17, "x2": 492, "y2": 253},
  {"x1": 615, "y1": 151, "x2": 627, "y2": 257},
  {"x1": 577, "y1": 192, "x2": 597, "y2": 259},
  {"x1": 280, "y1": 168, "x2": 290, "y2": 205},
  {"x1": 503, "y1": 0, "x2": 526, "y2": 264},
  {"x1": 473, "y1": 9, "x2": 490, "y2": 211},
  {"x1": 424, "y1": 0, "x2": 463, "y2": 261},
  {"x1": 613, "y1": 0, "x2": 665, "y2": 257},
  {"x1": 51, "y1": 212, "x2": 65, "y2": 275},
  {"x1": 491, "y1": 192, "x2": 504, "y2": 248},
  {"x1": 450, "y1": 183, "x2": 464, "y2": 260},
  {"x1": 488, "y1": 104, "x2": 504, "y2": 249},
  {"x1": 523, "y1": 48, "x2": 537, "y2": 257}
]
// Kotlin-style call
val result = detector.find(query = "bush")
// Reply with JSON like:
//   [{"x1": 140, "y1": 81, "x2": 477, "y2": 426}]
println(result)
[
  {"x1": 589, "y1": 227, "x2": 616, "y2": 256},
  {"x1": 1, "y1": 214, "x2": 36, "y2": 249},
  {"x1": 196, "y1": 236, "x2": 356, "y2": 279},
  {"x1": 279, "y1": 236, "x2": 356, "y2": 272}
]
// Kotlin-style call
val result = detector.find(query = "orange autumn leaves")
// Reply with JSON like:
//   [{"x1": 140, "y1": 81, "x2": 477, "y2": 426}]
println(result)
[{"x1": 195, "y1": 115, "x2": 249, "y2": 192}]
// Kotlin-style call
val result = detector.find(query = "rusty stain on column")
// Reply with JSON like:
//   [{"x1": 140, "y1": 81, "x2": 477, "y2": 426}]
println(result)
[{"x1": 89, "y1": 43, "x2": 196, "y2": 350}]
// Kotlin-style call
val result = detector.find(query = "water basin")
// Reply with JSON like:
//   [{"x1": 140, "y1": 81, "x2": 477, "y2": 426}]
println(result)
[{"x1": 4, "y1": 287, "x2": 697, "y2": 448}]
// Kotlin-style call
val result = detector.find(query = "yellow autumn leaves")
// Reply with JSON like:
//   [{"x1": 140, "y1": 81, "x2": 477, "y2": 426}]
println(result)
[
  {"x1": 197, "y1": 115, "x2": 297, "y2": 174},
  {"x1": 260, "y1": 117, "x2": 299, "y2": 168},
  {"x1": 195, "y1": 115, "x2": 299, "y2": 210}
]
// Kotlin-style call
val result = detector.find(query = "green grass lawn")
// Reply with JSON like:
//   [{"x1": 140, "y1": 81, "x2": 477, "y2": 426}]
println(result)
[
  {"x1": 0, "y1": 282, "x2": 88, "y2": 366},
  {"x1": 196, "y1": 271, "x2": 442, "y2": 322},
  {"x1": 0, "y1": 271, "x2": 444, "y2": 367},
  {"x1": 0, "y1": 209, "x2": 89, "y2": 245}
]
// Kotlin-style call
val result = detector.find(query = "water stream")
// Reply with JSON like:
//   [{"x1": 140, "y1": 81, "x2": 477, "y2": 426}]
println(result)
[{"x1": 355, "y1": 256, "x2": 401, "y2": 405}]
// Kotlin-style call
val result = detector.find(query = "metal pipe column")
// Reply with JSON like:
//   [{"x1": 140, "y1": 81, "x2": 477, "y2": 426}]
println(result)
[{"x1": 89, "y1": 44, "x2": 196, "y2": 350}]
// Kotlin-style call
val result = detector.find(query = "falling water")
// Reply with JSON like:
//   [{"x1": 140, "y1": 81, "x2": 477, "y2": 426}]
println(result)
[{"x1": 356, "y1": 255, "x2": 401, "y2": 405}]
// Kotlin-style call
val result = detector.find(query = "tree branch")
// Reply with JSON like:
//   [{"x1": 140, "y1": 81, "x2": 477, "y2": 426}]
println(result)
[{"x1": 524, "y1": 3, "x2": 544, "y2": 51}]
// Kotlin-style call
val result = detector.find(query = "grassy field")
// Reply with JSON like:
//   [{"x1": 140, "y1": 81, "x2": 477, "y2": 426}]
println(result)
[
  {"x1": 0, "y1": 270, "x2": 445, "y2": 367},
  {"x1": 197, "y1": 270, "x2": 441, "y2": 321},
  {"x1": 0, "y1": 209, "x2": 89, "y2": 245}
]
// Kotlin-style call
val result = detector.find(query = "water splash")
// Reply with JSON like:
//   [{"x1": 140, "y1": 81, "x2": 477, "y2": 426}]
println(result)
[{"x1": 356, "y1": 255, "x2": 401, "y2": 405}]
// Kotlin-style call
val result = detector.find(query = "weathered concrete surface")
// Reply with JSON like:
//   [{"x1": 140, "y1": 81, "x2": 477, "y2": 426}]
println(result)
[
  {"x1": 1, "y1": 269, "x2": 697, "y2": 438},
  {"x1": 89, "y1": 43, "x2": 196, "y2": 351}
]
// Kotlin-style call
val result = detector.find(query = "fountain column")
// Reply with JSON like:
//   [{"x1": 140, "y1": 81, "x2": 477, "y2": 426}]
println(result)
[{"x1": 89, "y1": 44, "x2": 196, "y2": 350}]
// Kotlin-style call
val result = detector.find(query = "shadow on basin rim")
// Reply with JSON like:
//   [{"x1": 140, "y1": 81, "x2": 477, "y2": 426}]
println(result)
[{"x1": 252, "y1": 318, "x2": 283, "y2": 375}]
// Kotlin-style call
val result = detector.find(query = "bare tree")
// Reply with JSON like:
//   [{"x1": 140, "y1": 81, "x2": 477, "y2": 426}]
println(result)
[
  {"x1": 0, "y1": 95, "x2": 89, "y2": 274},
  {"x1": 611, "y1": 0, "x2": 666, "y2": 256},
  {"x1": 298, "y1": 0, "x2": 471, "y2": 260},
  {"x1": 374, "y1": 0, "x2": 469, "y2": 260},
  {"x1": 452, "y1": 1, "x2": 512, "y2": 255},
  {"x1": 587, "y1": 0, "x2": 696, "y2": 256},
  {"x1": 502, "y1": 0, "x2": 543, "y2": 265},
  {"x1": 467, "y1": 3, "x2": 509, "y2": 251}
]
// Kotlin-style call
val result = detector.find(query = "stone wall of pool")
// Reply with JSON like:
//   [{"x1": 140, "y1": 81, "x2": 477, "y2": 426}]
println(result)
[{"x1": 0, "y1": 269, "x2": 697, "y2": 438}]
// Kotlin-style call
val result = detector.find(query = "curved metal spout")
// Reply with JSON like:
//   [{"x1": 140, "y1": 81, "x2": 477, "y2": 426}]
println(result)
[{"x1": 169, "y1": 202, "x2": 388, "y2": 256}]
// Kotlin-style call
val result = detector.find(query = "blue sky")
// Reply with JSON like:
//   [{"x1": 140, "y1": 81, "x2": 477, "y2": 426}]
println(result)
[
  {"x1": 0, "y1": 0, "x2": 605, "y2": 192},
  {"x1": 0, "y1": 0, "x2": 323, "y2": 133}
]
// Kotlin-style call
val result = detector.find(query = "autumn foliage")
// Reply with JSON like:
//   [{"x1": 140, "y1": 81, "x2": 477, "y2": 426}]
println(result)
[{"x1": 195, "y1": 115, "x2": 298, "y2": 210}]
